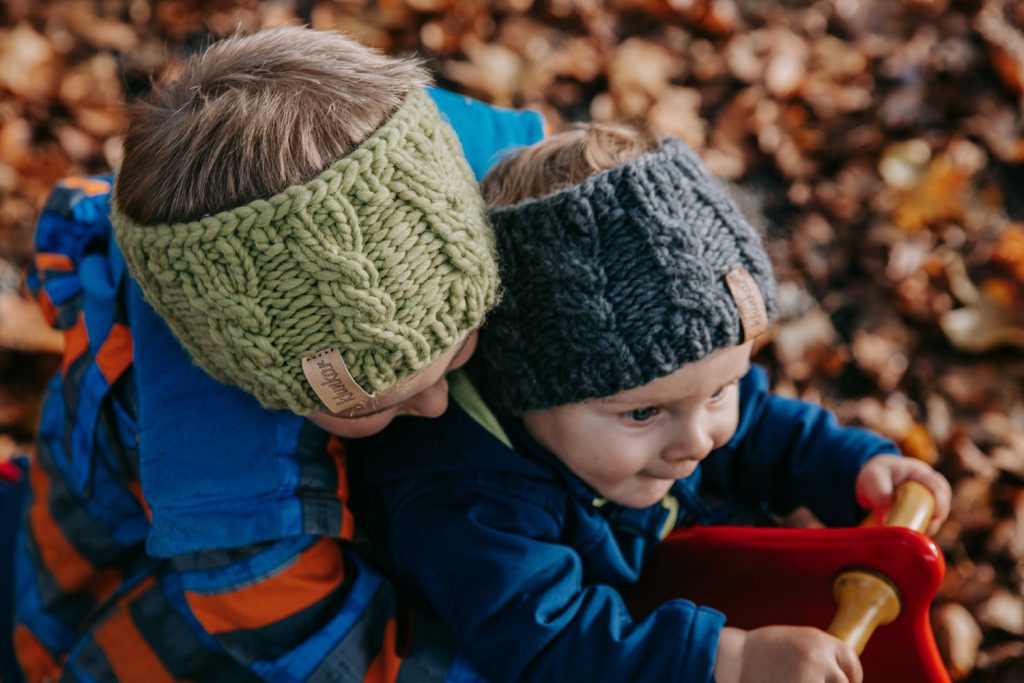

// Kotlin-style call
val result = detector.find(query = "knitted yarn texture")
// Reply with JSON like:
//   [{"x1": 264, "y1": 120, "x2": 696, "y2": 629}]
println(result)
[
  {"x1": 113, "y1": 89, "x2": 497, "y2": 415},
  {"x1": 477, "y1": 137, "x2": 778, "y2": 414}
]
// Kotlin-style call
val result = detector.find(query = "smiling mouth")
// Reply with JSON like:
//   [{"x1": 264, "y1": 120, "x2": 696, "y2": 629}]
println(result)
[{"x1": 646, "y1": 461, "x2": 701, "y2": 480}]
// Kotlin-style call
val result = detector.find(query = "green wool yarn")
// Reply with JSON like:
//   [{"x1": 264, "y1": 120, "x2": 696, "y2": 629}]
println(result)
[{"x1": 113, "y1": 89, "x2": 498, "y2": 415}]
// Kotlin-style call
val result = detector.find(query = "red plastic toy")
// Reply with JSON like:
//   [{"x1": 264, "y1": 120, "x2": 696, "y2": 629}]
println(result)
[{"x1": 627, "y1": 482, "x2": 950, "y2": 682}]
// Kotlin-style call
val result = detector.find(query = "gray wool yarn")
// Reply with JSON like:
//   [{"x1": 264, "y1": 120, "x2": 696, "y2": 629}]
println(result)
[{"x1": 476, "y1": 137, "x2": 778, "y2": 415}]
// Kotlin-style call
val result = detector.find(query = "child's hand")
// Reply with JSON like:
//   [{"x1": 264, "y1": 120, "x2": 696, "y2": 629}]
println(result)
[
  {"x1": 855, "y1": 454, "x2": 952, "y2": 535},
  {"x1": 713, "y1": 625, "x2": 863, "y2": 683}
]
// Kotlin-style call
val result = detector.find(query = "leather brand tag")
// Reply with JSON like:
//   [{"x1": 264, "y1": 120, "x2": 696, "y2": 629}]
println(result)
[
  {"x1": 724, "y1": 267, "x2": 768, "y2": 341},
  {"x1": 301, "y1": 348, "x2": 376, "y2": 415}
]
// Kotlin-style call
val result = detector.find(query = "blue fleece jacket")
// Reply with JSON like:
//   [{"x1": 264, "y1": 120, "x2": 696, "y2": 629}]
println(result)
[{"x1": 348, "y1": 365, "x2": 898, "y2": 683}]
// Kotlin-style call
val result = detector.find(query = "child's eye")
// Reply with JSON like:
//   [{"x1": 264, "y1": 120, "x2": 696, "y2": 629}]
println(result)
[
  {"x1": 709, "y1": 381, "x2": 738, "y2": 403},
  {"x1": 625, "y1": 407, "x2": 660, "y2": 422}
]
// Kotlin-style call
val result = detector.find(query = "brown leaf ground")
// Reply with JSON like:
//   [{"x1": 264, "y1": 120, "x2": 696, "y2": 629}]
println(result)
[{"x1": 1, "y1": 0, "x2": 1023, "y2": 679}]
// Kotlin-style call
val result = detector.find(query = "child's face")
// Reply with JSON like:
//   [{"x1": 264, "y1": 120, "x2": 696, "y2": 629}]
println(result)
[
  {"x1": 307, "y1": 332, "x2": 478, "y2": 439},
  {"x1": 521, "y1": 341, "x2": 754, "y2": 509}
]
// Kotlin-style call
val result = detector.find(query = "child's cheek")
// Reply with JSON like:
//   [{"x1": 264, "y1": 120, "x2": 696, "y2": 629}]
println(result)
[
  {"x1": 308, "y1": 411, "x2": 397, "y2": 439},
  {"x1": 713, "y1": 393, "x2": 742, "y2": 449}
]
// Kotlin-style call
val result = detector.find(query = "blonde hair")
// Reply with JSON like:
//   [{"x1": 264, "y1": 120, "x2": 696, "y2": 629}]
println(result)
[
  {"x1": 116, "y1": 26, "x2": 430, "y2": 224},
  {"x1": 480, "y1": 122, "x2": 662, "y2": 207}
]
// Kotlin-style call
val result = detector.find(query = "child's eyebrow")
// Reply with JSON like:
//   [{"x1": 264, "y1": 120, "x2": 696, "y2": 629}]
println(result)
[
  {"x1": 713, "y1": 365, "x2": 751, "y2": 394},
  {"x1": 596, "y1": 362, "x2": 752, "y2": 407}
]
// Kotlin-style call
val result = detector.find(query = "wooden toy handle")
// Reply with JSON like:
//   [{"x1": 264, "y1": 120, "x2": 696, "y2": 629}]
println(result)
[
  {"x1": 881, "y1": 480, "x2": 935, "y2": 533},
  {"x1": 826, "y1": 481, "x2": 935, "y2": 654}
]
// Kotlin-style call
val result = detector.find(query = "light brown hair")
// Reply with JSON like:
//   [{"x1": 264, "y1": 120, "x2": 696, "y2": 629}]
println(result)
[
  {"x1": 480, "y1": 122, "x2": 662, "y2": 207},
  {"x1": 116, "y1": 26, "x2": 430, "y2": 225}
]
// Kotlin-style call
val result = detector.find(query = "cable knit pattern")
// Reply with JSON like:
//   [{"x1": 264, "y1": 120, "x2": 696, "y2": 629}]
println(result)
[
  {"x1": 478, "y1": 137, "x2": 778, "y2": 414},
  {"x1": 113, "y1": 89, "x2": 497, "y2": 414}
]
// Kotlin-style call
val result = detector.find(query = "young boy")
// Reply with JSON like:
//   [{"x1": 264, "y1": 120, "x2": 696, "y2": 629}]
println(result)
[
  {"x1": 13, "y1": 27, "x2": 544, "y2": 681},
  {"x1": 347, "y1": 124, "x2": 952, "y2": 683}
]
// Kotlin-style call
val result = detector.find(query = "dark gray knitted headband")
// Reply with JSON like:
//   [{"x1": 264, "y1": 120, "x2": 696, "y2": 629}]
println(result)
[{"x1": 475, "y1": 137, "x2": 778, "y2": 414}]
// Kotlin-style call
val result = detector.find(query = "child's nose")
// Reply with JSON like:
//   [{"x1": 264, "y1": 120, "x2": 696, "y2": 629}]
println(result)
[
  {"x1": 402, "y1": 379, "x2": 449, "y2": 418},
  {"x1": 663, "y1": 420, "x2": 715, "y2": 462}
]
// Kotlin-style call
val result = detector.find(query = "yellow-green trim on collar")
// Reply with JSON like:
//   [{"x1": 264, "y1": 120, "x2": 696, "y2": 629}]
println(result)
[{"x1": 448, "y1": 369, "x2": 510, "y2": 448}]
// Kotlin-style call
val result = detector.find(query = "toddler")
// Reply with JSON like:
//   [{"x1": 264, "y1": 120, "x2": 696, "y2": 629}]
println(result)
[{"x1": 348, "y1": 124, "x2": 951, "y2": 683}]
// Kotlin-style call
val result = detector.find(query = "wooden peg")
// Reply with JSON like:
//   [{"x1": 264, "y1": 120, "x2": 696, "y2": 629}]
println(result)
[
  {"x1": 826, "y1": 481, "x2": 936, "y2": 653},
  {"x1": 883, "y1": 481, "x2": 934, "y2": 533},
  {"x1": 828, "y1": 570, "x2": 902, "y2": 655}
]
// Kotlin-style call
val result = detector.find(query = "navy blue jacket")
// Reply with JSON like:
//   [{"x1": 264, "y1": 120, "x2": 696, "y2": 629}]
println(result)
[{"x1": 348, "y1": 365, "x2": 898, "y2": 683}]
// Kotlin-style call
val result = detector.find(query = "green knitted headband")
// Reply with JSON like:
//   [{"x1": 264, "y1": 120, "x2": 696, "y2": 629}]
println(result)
[{"x1": 113, "y1": 89, "x2": 498, "y2": 415}]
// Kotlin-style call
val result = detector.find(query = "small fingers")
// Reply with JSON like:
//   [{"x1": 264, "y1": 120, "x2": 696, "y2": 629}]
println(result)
[
  {"x1": 833, "y1": 642, "x2": 864, "y2": 683},
  {"x1": 856, "y1": 456, "x2": 897, "y2": 514},
  {"x1": 891, "y1": 459, "x2": 952, "y2": 536},
  {"x1": 920, "y1": 469, "x2": 952, "y2": 535},
  {"x1": 865, "y1": 456, "x2": 953, "y2": 536}
]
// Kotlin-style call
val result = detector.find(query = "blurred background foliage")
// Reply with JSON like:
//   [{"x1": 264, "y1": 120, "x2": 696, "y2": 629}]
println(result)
[{"x1": 1, "y1": 0, "x2": 1023, "y2": 679}]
